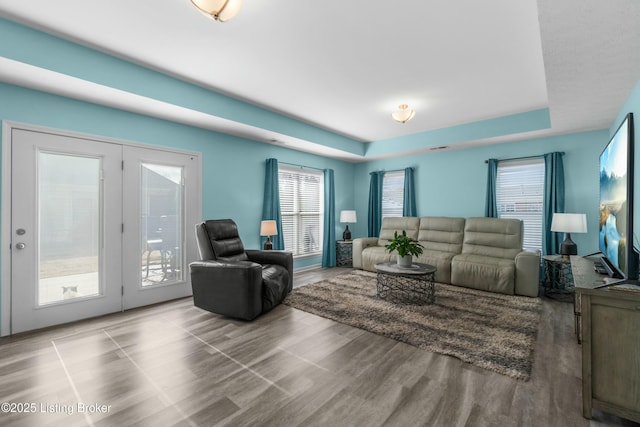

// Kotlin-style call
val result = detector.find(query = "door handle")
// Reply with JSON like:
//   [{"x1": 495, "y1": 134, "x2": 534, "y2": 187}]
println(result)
[{"x1": 15, "y1": 242, "x2": 26, "y2": 250}]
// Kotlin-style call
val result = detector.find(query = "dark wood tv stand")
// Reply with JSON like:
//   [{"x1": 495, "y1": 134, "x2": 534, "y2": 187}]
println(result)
[{"x1": 570, "y1": 255, "x2": 640, "y2": 423}]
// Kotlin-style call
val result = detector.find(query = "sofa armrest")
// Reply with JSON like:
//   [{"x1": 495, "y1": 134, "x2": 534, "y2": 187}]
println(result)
[
  {"x1": 514, "y1": 250, "x2": 541, "y2": 297},
  {"x1": 353, "y1": 237, "x2": 380, "y2": 269},
  {"x1": 245, "y1": 249, "x2": 294, "y2": 292},
  {"x1": 189, "y1": 260, "x2": 263, "y2": 320}
]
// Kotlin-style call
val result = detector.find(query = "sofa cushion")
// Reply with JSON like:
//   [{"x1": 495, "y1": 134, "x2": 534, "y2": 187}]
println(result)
[
  {"x1": 461, "y1": 217, "x2": 522, "y2": 260},
  {"x1": 451, "y1": 254, "x2": 515, "y2": 294},
  {"x1": 377, "y1": 217, "x2": 420, "y2": 247},
  {"x1": 362, "y1": 246, "x2": 396, "y2": 271},
  {"x1": 363, "y1": 247, "x2": 456, "y2": 284},
  {"x1": 416, "y1": 250, "x2": 457, "y2": 284},
  {"x1": 417, "y1": 216, "x2": 465, "y2": 253}
]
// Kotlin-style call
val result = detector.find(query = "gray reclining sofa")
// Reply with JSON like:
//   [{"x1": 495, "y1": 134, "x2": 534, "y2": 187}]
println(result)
[{"x1": 353, "y1": 216, "x2": 540, "y2": 297}]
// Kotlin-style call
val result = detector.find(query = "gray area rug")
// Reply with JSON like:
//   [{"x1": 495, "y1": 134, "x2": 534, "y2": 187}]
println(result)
[{"x1": 284, "y1": 270, "x2": 541, "y2": 381}]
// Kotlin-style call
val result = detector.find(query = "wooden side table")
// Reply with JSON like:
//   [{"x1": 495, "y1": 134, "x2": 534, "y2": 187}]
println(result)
[{"x1": 336, "y1": 240, "x2": 353, "y2": 267}]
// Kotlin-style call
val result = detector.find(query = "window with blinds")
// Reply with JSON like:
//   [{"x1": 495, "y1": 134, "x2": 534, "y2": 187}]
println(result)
[
  {"x1": 278, "y1": 167, "x2": 324, "y2": 257},
  {"x1": 496, "y1": 158, "x2": 544, "y2": 252},
  {"x1": 382, "y1": 170, "x2": 405, "y2": 218}
]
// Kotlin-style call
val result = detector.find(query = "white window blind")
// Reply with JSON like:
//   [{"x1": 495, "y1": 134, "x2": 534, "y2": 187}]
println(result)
[
  {"x1": 496, "y1": 158, "x2": 544, "y2": 252},
  {"x1": 278, "y1": 167, "x2": 324, "y2": 257},
  {"x1": 382, "y1": 170, "x2": 405, "y2": 218}
]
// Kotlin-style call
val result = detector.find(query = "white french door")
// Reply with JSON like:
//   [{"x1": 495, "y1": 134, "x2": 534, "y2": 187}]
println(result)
[
  {"x1": 10, "y1": 129, "x2": 123, "y2": 333},
  {"x1": 122, "y1": 146, "x2": 198, "y2": 310},
  {"x1": 7, "y1": 126, "x2": 200, "y2": 334}
]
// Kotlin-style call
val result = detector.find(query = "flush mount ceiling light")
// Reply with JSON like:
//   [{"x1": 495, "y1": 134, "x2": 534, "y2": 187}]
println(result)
[
  {"x1": 391, "y1": 104, "x2": 416, "y2": 123},
  {"x1": 190, "y1": 0, "x2": 243, "y2": 22}
]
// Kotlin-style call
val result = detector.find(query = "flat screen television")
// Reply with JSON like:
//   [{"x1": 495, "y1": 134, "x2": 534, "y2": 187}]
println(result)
[{"x1": 598, "y1": 112, "x2": 638, "y2": 282}]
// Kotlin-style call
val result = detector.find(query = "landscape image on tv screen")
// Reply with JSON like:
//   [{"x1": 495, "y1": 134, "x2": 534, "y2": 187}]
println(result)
[{"x1": 599, "y1": 122, "x2": 629, "y2": 272}]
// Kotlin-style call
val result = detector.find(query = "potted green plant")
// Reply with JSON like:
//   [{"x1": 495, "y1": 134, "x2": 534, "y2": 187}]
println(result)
[{"x1": 384, "y1": 230, "x2": 424, "y2": 268}]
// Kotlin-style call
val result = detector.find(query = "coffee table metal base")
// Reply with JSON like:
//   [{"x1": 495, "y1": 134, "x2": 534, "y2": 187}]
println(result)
[{"x1": 375, "y1": 263, "x2": 436, "y2": 304}]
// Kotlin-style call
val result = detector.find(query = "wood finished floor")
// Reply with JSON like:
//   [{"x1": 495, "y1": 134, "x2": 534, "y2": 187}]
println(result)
[{"x1": 1, "y1": 267, "x2": 638, "y2": 427}]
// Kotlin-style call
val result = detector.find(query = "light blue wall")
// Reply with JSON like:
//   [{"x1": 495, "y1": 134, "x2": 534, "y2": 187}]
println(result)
[
  {"x1": 0, "y1": 17, "x2": 364, "y2": 157},
  {"x1": 353, "y1": 130, "x2": 609, "y2": 255},
  {"x1": 2, "y1": 13, "x2": 640, "y2": 333},
  {"x1": 0, "y1": 83, "x2": 356, "y2": 271},
  {"x1": 365, "y1": 109, "x2": 552, "y2": 157}
]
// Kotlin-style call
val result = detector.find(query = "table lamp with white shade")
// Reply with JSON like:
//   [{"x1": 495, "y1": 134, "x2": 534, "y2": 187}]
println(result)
[
  {"x1": 551, "y1": 213, "x2": 587, "y2": 257},
  {"x1": 339, "y1": 210, "x2": 357, "y2": 240},
  {"x1": 260, "y1": 220, "x2": 278, "y2": 250}
]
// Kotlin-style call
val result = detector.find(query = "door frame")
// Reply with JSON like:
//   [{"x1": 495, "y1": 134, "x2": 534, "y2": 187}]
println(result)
[{"x1": 1, "y1": 121, "x2": 202, "y2": 336}]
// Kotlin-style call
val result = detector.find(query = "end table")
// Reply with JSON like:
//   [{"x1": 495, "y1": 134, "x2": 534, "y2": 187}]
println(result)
[
  {"x1": 336, "y1": 240, "x2": 353, "y2": 267},
  {"x1": 543, "y1": 254, "x2": 574, "y2": 300}
]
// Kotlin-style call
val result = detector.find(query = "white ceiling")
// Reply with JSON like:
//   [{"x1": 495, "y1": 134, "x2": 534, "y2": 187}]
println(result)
[{"x1": 1, "y1": 0, "x2": 639, "y2": 158}]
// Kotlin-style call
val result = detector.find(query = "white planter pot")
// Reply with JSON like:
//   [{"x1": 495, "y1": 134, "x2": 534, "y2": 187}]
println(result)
[{"x1": 397, "y1": 254, "x2": 413, "y2": 268}]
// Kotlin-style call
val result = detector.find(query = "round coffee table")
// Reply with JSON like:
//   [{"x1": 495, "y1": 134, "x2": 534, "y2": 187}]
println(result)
[{"x1": 374, "y1": 262, "x2": 437, "y2": 304}]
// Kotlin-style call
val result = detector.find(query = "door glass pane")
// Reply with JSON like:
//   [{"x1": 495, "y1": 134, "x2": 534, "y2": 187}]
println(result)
[
  {"x1": 140, "y1": 163, "x2": 183, "y2": 286},
  {"x1": 38, "y1": 153, "x2": 101, "y2": 305}
]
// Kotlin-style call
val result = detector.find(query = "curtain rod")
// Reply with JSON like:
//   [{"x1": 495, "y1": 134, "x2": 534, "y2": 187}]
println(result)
[
  {"x1": 372, "y1": 167, "x2": 414, "y2": 173},
  {"x1": 484, "y1": 152, "x2": 564, "y2": 164},
  {"x1": 278, "y1": 161, "x2": 325, "y2": 172}
]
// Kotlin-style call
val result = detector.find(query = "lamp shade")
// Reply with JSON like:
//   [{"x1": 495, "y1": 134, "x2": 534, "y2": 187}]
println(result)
[
  {"x1": 260, "y1": 220, "x2": 277, "y2": 236},
  {"x1": 339, "y1": 210, "x2": 357, "y2": 223},
  {"x1": 190, "y1": 0, "x2": 243, "y2": 22},
  {"x1": 550, "y1": 213, "x2": 587, "y2": 233}
]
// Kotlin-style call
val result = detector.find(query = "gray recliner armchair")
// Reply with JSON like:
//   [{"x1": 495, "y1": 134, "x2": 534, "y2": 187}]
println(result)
[{"x1": 189, "y1": 219, "x2": 293, "y2": 320}]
